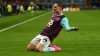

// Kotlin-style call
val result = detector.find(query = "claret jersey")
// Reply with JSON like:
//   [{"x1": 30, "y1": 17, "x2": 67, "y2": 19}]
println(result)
[{"x1": 40, "y1": 13, "x2": 65, "y2": 42}]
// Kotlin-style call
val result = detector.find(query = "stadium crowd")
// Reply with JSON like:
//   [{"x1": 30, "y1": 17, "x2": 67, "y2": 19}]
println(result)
[
  {"x1": 0, "y1": 0, "x2": 40, "y2": 18},
  {"x1": 0, "y1": 0, "x2": 100, "y2": 18}
]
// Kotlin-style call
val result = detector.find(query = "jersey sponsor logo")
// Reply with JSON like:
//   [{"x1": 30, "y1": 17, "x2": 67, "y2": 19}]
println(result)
[{"x1": 47, "y1": 19, "x2": 54, "y2": 27}]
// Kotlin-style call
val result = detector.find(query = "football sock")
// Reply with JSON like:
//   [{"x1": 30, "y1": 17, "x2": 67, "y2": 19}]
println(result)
[{"x1": 43, "y1": 47, "x2": 55, "y2": 52}]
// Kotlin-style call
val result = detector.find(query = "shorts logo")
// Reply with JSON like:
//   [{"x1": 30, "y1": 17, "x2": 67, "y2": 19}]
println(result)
[{"x1": 43, "y1": 38, "x2": 48, "y2": 42}]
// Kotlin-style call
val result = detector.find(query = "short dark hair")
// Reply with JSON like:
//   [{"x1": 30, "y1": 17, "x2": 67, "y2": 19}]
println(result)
[{"x1": 55, "y1": 2, "x2": 63, "y2": 10}]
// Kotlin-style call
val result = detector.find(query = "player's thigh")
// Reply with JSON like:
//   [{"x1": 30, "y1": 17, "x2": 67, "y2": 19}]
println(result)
[
  {"x1": 27, "y1": 34, "x2": 41, "y2": 50},
  {"x1": 36, "y1": 36, "x2": 51, "y2": 51},
  {"x1": 41, "y1": 36, "x2": 51, "y2": 47}
]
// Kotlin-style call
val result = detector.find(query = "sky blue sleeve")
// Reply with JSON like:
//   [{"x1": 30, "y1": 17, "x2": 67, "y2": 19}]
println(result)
[{"x1": 60, "y1": 17, "x2": 71, "y2": 31}]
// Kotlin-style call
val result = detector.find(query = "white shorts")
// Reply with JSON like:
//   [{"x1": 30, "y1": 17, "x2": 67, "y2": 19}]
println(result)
[{"x1": 31, "y1": 34, "x2": 51, "y2": 47}]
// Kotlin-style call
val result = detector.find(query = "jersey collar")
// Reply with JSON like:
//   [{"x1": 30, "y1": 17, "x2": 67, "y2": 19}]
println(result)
[{"x1": 57, "y1": 13, "x2": 64, "y2": 16}]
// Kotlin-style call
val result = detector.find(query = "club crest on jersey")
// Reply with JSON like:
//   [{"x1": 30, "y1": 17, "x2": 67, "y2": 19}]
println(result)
[{"x1": 57, "y1": 18, "x2": 59, "y2": 20}]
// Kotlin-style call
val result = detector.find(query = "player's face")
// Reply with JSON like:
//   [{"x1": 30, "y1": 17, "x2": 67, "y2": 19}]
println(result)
[{"x1": 53, "y1": 4, "x2": 62, "y2": 13}]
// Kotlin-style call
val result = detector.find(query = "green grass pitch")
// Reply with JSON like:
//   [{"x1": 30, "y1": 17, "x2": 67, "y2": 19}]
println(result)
[{"x1": 0, "y1": 10, "x2": 100, "y2": 56}]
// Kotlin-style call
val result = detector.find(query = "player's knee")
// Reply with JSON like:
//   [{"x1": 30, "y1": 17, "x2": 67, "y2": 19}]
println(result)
[
  {"x1": 27, "y1": 46, "x2": 35, "y2": 51},
  {"x1": 36, "y1": 47, "x2": 43, "y2": 52},
  {"x1": 27, "y1": 43, "x2": 36, "y2": 51},
  {"x1": 27, "y1": 48, "x2": 34, "y2": 51}
]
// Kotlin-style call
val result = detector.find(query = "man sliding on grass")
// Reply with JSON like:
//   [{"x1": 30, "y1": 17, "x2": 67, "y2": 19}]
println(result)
[{"x1": 27, "y1": 2, "x2": 79, "y2": 52}]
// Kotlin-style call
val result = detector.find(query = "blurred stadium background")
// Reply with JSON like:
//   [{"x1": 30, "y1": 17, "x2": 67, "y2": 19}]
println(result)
[
  {"x1": 0, "y1": 0, "x2": 100, "y2": 17},
  {"x1": 0, "y1": 0, "x2": 100, "y2": 56}
]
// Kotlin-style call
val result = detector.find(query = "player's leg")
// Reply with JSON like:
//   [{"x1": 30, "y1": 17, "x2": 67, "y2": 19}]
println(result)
[
  {"x1": 27, "y1": 34, "x2": 41, "y2": 51},
  {"x1": 35, "y1": 43, "x2": 44, "y2": 52},
  {"x1": 27, "y1": 43, "x2": 36, "y2": 51},
  {"x1": 36, "y1": 36, "x2": 55, "y2": 52},
  {"x1": 36, "y1": 36, "x2": 61, "y2": 52}
]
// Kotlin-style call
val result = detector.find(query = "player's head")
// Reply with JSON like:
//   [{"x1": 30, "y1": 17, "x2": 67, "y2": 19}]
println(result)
[{"x1": 53, "y1": 2, "x2": 63, "y2": 13}]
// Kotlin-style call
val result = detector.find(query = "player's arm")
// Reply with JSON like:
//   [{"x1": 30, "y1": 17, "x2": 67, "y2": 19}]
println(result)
[{"x1": 60, "y1": 17, "x2": 79, "y2": 31}]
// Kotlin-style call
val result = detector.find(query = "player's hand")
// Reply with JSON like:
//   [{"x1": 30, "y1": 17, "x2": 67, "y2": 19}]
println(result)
[{"x1": 71, "y1": 27, "x2": 79, "y2": 31}]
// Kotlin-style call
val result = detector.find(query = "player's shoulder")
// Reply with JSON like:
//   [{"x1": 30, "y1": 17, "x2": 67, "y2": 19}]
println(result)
[{"x1": 61, "y1": 17, "x2": 69, "y2": 22}]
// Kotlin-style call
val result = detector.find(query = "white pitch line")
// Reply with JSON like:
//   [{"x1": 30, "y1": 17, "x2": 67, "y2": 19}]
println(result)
[{"x1": 0, "y1": 12, "x2": 50, "y2": 33}]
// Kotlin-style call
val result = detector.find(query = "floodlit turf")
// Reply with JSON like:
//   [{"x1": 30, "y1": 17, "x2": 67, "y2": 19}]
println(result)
[{"x1": 0, "y1": 10, "x2": 100, "y2": 56}]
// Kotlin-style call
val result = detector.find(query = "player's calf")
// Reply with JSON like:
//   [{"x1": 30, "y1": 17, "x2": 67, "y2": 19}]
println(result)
[{"x1": 36, "y1": 43, "x2": 61, "y2": 52}]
